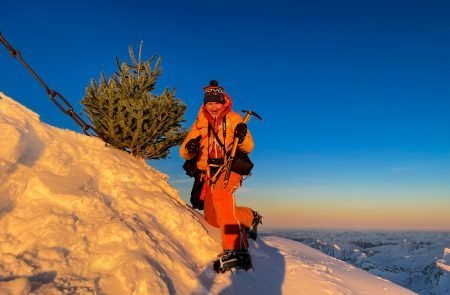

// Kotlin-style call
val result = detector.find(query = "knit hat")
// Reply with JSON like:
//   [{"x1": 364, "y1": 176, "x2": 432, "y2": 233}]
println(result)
[{"x1": 203, "y1": 80, "x2": 225, "y2": 104}]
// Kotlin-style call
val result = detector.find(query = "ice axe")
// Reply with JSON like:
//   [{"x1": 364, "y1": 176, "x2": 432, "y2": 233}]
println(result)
[{"x1": 212, "y1": 110, "x2": 263, "y2": 187}]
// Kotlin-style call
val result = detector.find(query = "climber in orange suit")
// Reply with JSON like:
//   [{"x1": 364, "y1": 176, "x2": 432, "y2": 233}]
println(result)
[{"x1": 180, "y1": 80, "x2": 261, "y2": 258}]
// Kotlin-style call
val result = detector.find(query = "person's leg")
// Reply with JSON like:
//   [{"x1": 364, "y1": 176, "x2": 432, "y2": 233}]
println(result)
[
  {"x1": 212, "y1": 172, "x2": 250, "y2": 250},
  {"x1": 234, "y1": 206, "x2": 254, "y2": 229},
  {"x1": 204, "y1": 183, "x2": 219, "y2": 228}
]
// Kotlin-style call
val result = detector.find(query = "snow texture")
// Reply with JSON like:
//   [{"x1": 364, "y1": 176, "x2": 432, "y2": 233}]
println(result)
[{"x1": 0, "y1": 93, "x2": 416, "y2": 294}]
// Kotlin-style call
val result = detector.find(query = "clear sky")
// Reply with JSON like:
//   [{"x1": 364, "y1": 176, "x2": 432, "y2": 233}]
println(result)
[{"x1": 1, "y1": 0, "x2": 449, "y2": 231}]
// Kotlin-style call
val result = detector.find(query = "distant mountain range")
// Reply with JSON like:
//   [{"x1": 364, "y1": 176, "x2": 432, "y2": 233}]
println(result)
[{"x1": 268, "y1": 230, "x2": 450, "y2": 294}]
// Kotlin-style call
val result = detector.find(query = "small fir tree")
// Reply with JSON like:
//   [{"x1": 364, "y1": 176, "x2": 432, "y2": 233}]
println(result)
[{"x1": 81, "y1": 43, "x2": 187, "y2": 160}]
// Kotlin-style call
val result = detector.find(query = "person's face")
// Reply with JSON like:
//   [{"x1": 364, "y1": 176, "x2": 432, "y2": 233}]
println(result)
[{"x1": 205, "y1": 102, "x2": 225, "y2": 116}]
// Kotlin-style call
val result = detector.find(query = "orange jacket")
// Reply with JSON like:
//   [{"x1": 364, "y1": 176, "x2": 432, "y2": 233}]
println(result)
[{"x1": 180, "y1": 95, "x2": 254, "y2": 172}]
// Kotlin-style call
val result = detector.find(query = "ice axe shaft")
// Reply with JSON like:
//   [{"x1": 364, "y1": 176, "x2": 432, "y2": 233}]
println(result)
[
  {"x1": 228, "y1": 110, "x2": 260, "y2": 162},
  {"x1": 222, "y1": 110, "x2": 263, "y2": 186}
]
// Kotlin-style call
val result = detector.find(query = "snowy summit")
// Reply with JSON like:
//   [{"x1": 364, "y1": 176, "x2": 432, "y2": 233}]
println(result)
[{"x1": 0, "y1": 93, "x2": 415, "y2": 294}]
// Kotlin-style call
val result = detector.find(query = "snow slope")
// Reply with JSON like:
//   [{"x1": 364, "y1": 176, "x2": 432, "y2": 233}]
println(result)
[
  {"x1": 203, "y1": 236, "x2": 416, "y2": 294},
  {"x1": 0, "y1": 93, "x2": 415, "y2": 294},
  {"x1": 271, "y1": 230, "x2": 450, "y2": 294}
]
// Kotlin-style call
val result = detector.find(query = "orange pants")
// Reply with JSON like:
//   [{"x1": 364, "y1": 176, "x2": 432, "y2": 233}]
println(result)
[{"x1": 204, "y1": 171, "x2": 254, "y2": 250}]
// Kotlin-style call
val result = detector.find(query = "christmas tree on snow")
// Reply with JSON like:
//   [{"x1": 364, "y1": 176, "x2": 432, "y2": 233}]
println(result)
[{"x1": 81, "y1": 43, "x2": 187, "y2": 160}]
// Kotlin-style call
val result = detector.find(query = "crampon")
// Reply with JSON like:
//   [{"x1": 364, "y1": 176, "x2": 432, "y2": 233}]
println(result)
[
  {"x1": 247, "y1": 211, "x2": 263, "y2": 241},
  {"x1": 213, "y1": 250, "x2": 253, "y2": 273}
]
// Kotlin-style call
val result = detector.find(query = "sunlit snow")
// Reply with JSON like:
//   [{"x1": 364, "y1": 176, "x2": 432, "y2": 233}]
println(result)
[{"x1": 0, "y1": 93, "x2": 416, "y2": 294}]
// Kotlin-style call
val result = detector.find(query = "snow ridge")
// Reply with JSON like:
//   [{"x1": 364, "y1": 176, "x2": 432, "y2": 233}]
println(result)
[
  {"x1": 0, "y1": 94, "x2": 416, "y2": 294},
  {"x1": 0, "y1": 94, "x2": 220, "y2": 294}
]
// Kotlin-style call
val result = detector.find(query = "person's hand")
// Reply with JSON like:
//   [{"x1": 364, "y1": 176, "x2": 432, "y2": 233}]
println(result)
[
  {"x1": 234, "y1": 123, "x2": 247, "y2": 143},
  {"x1": 185, "y1": 135, "x2": 202, "y2": 154}
]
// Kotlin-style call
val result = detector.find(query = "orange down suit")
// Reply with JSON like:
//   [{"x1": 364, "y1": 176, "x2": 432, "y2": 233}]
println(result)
[{"x1": 180, "y1": 95, "x2": 255, "y2": 250}]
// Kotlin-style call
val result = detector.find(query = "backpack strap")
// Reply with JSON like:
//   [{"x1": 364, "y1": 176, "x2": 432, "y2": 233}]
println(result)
[
  {"x1": 207, "y1": 117, "x2": 228, "y2": 180},
  {"x1": 208, "y1": 116, "x2": 227, "y2": 151}
]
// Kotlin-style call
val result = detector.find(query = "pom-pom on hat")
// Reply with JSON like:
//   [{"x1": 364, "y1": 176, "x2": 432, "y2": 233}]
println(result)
[{"x1": 203, "y1": 80, "x2": 225, "y2": 104}]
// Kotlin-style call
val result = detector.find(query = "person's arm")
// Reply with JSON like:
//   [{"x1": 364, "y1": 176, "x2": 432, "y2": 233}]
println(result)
[
  {"x1": 231, "y1": 114, "x2": 254, "y2": 153},
  {"x1": 180, "y1": 120, "x2": 202, "y2": 160}
]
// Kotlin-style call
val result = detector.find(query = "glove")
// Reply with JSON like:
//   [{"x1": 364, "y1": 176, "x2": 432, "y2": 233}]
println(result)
[
  {"x1": 234, "y1": 123, "x2": 247, "y2": 144},
  {"x1": 185, "y1": 135, "x2": 202, "y2": 154}
]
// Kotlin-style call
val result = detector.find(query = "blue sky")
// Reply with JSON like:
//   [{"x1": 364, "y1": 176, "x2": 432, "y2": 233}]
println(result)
[{"x1": 1, "y1": 0, "x2": 449, "y2": 230}]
